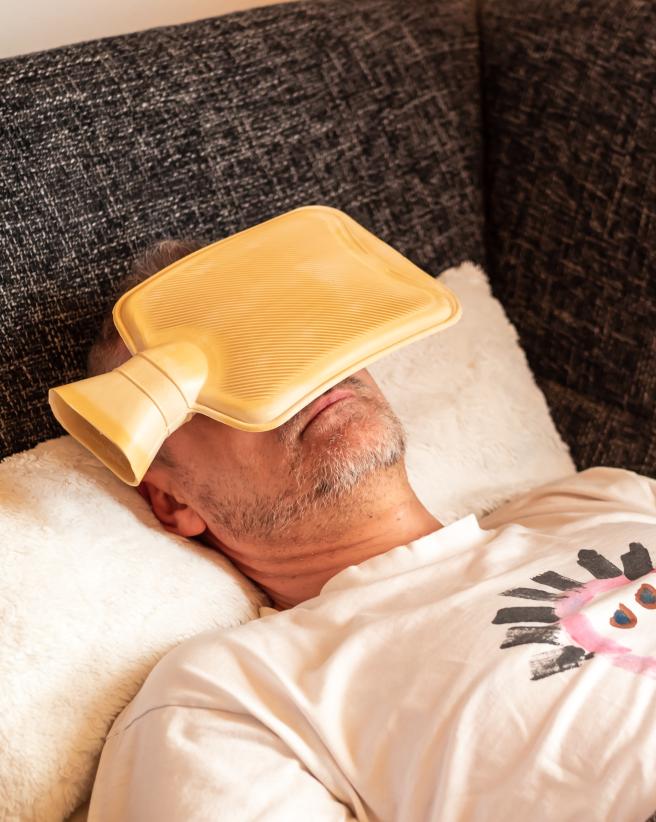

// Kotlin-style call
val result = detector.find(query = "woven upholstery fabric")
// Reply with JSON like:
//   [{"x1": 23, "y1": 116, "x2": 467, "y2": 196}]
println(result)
[
  {"x1": 480, "y1": 0, "x2": 656, "y2": 476},
  {"x1": 0, "y1": 0, "x2": 484, "y2": 459}
]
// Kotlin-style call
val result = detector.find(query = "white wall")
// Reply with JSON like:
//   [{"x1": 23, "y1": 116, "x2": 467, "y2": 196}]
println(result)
[{"x1": 0, "y1": 0, "x2": 296, "y2": 59}]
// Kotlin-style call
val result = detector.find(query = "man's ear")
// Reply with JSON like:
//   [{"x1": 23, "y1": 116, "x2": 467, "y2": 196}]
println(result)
[{"x1": 139, "y1": 479, "x2": 207, "y2": 538}]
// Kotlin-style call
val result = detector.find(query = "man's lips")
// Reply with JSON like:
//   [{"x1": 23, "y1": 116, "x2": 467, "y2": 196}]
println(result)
[{"x1": 301, "y1": 388, "x2": 356, "y2": 435}]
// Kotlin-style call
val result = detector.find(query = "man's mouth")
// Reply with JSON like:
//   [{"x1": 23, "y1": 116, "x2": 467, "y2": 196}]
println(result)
[{"x1": 300, "y1": 388, "x2": 356, "y2": 436}]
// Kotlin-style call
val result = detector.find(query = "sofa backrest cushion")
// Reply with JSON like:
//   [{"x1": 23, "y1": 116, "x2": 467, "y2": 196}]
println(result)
[
  {"x1": 0, "y1": 0, "x2": 484, "y2": 459},
  {"x1": 480, "y1": 0, "x2": 655, "y2": 476}
]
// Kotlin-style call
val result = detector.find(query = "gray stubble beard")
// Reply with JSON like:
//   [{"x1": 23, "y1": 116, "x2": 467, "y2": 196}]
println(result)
[{"x1": 201, "y1": 392, "x2": 407, "y2": 544}]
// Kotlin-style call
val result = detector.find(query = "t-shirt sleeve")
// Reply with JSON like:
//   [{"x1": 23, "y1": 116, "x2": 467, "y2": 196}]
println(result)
[
  {"x1": 480, "y1": 466, "x2": 656, "y2": 530},
  {"x1": 88, "y1": 703, "x2": 357, "y2": 822}
]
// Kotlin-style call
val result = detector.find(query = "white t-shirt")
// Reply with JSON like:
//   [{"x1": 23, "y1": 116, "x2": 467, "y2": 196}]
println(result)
[{"x1": 88, "y1": 467, "x2": 656, "y2": 822}]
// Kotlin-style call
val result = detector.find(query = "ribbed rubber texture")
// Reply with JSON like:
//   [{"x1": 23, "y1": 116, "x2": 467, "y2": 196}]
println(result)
[{"x1": 113, "y1": 205, "x2": 461, "y2": 428}]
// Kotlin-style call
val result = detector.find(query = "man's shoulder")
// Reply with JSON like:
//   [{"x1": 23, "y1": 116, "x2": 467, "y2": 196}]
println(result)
[
  {"x1": 480, "y1": 465, "x2": 656, "y2": 530},
  {"x1": 535, "y1": 465, "x2": 655, "y2": 511},
  {"x1": 111, "y1": 615, "x2": 283, "y2": 736}
]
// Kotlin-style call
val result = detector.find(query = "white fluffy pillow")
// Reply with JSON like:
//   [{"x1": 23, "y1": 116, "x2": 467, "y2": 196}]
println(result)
[
  {"x1": 0, "y1": 438, "x2": 269, "y2": 822},
  {"x1": 1, "y1": 260, "x2": 574, "y2": 822},
  {"x1": 368, "y1": 261, "x2": 575, "y2": 522}
]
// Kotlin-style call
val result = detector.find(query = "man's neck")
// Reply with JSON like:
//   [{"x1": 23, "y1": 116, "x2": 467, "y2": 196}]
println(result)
[{"x1": 204, "y1": 467, "x2": 442, "y2": 611}]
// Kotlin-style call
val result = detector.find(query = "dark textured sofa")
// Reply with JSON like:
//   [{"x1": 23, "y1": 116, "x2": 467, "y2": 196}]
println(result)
[
  {"x1": 1, "y1": 0, "x2": 654, "y2": 479},
  {"x1": 1, "y1": 4, "x2": 655, "y2": 820}
]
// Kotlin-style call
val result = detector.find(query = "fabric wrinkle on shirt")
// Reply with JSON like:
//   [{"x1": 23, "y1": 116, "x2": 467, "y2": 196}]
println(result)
[{"x1": 88, "y1": 467, "x2": 656, "y2": 822}]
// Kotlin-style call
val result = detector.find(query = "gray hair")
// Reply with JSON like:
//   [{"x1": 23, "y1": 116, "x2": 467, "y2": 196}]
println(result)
[
  {"x1": 86, "y1": 238, "x2": 204, "y2": 378},
  {"x1": 86, "y1": 238, "x2": 204, "y2": 470}
]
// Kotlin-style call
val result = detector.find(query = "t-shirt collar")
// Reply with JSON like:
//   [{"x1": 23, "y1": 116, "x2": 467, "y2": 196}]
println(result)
[{"x1": 319, "y1": 512, "x2": 486, "y2": 595}]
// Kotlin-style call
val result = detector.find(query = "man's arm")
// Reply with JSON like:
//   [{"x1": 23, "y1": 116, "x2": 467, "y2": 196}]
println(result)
[{"x1": 88, "y1": 703, "x2": 358, "y2": 821}]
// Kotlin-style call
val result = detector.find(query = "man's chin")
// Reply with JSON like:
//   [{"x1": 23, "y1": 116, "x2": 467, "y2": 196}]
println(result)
[{"x1": 301, "y1": 399, "x2": 407, "y2": 500}]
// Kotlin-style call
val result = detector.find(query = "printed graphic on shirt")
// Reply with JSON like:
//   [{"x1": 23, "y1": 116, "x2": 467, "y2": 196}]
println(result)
[{"x1": 491, "y1": 542, "x2": 656, "y2": 681}]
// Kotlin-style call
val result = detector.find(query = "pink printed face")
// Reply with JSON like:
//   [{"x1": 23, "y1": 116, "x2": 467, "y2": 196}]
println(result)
[
  {"x1": 492, "y1": 542, "x2": 656, "y2": 681},
  {"x1": 555, "y1": 572, "x2": 656, "y2": 678}
]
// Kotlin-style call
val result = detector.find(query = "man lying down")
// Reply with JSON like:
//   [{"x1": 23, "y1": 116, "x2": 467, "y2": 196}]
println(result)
[{"x1": 86, "y1": 241, "x2": 656, "y2": 822}]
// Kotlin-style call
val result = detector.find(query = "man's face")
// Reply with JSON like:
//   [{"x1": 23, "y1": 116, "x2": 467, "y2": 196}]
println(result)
[{"x1": 151, "y1": 368, "x2": 407, "y2": 545}]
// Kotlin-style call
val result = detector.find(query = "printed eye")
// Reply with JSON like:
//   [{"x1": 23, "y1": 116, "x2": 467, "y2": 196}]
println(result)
[
  {"x1": 635, "y1": 583, "x2": 656, "y2": 610},
  {"x1": 610, "y1": 603, "x2": 637, "y2": 629}
]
